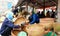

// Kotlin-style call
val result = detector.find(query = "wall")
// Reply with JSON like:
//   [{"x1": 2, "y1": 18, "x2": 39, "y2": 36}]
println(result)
[{"x1": 57, "y1": 0, "x2": 60, "y2": 22}]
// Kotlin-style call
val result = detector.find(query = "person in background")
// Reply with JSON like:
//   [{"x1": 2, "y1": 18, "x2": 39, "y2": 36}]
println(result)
[
  {"x1": 29, "y1": 11, "x2": 40, "y2": 24},
  {"x1": 12, "y1": 6, "x2": 18, "y2": 17},
  {"x1": 37, "y1": 11, "x2": 41, "y2": 18},
  {"x1": 41, "y1": 11, "x2": 45, "y2": 18},
  {"x1": 51, "y1": 10, "x2": 56, "y2": 18},
  {"x1": 0, "y1": 11, "x2": 20, "y2": 36},
  {"x1": 46, "y1": 11, "x2": 50, "y2": 18},
  {"x1": 48, "y1": 9, "x2": 52, "y2": 17},
  {"x1": 44, "y1": 27, "x2": 57, "y2": 36}
]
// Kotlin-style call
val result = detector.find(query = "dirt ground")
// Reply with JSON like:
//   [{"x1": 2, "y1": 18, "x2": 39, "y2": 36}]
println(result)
[{"x1": 12, "y1": 18, "x2": 56, "y2": 36}]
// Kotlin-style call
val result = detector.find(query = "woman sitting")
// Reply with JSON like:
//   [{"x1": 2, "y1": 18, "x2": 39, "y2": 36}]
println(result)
[
  {"x1": 44, "y1": 27, "x2": 57, "y2": 36},
  {"x1": 28, "y1": 12, "x2": 40, "y2": 24}
]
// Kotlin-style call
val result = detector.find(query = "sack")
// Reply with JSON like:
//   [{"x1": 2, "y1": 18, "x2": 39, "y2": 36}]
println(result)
[{"x1": 17, "y1": 31, "x2": 27, "y2": 36}]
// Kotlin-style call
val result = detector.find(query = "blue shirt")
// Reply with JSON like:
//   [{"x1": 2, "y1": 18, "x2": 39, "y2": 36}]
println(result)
[{"x1": 29, "y1": 14, "x2": 39, "y2": 24}]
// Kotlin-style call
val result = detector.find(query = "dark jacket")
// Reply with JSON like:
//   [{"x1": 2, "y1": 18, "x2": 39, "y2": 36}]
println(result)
[
  {"x1": 37, "y1": 12, "x2": 41, "y2": 18},
  {"x1": 0, "y1": 18, "x2": 19, "y2": 35},
  {"x1": 29, "y1": 14, "x2": 39, "y2": 24},
  {"x1": 51, "y1": 12, "x2": 55, "y2": 18},
  {"x1": 12, "y1": 8, "x2": 18, "y2": 15}
]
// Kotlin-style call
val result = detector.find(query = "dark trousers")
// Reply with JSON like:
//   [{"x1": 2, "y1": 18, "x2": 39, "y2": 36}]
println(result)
[{"x1": 2, "y1": 35, "x2": 11, "y2": 36}]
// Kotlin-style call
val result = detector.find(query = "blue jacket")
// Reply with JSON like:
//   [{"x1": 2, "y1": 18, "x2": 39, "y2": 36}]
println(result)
[
  {"x1": 29, "y1": 14, "x2": 39, "y2": 24},
  {"x1": 0, "y1": 18, "x2": 19, "y2": 35}
]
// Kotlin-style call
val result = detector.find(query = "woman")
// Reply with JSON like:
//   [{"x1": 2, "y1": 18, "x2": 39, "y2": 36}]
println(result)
[
  {"x1": 29, "y1": 12, "x2": 40, "y2": 24},
  {"x1": 0, "y1": 11, "x2": 20, "y2": 36},
  {"x1": 44, "y1": 28, "x2": 57, "y2": 36}
]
